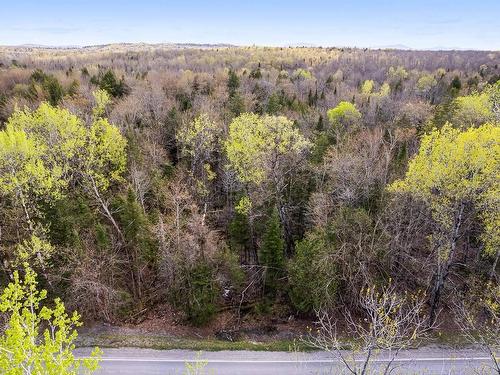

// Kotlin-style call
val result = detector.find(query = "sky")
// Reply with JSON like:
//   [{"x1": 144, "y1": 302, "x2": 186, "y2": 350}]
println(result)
[{"x1": 1, "y1": 0, "x2": 499, "y2": 50}]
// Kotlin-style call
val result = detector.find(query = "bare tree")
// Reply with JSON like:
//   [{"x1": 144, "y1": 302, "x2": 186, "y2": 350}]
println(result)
[
  {"x1": 453, "y1": 283, "x2": 500, "y2": 374},
  {"x1": 307, "y1": 283, "x2": 430, "y2": 375}
]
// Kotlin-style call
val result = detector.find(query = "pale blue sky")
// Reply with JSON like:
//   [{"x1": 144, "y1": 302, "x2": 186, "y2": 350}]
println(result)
[{"x1": 1, "y1": 0, "x2": 499, "y2": 50}]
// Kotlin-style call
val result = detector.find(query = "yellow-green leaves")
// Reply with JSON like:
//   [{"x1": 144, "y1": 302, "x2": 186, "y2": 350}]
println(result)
[
  {"x1": 327, "y1": 101, "x2": 362, "y2": 136},
  {"x1": 452, "y1": 92, "x2": 494, "y2": 128},
  {"x1": 0, "y1": 266, "x2": 101, "y2": 375},
  {"x1": 388, "y1": 66, "x2": 409, "y2": 82},
  {"x1": 416, "y1": 73, "x2": 437, "y2": 93},
  {"x1": 235, "y1": 196, "x2": 252, "y2": 215},
  {"x1": 225, "y1": 113, "x2": 310, "y2": 185},
  {"x1": 92, "y1": 89, "x2": 111, "y2": 118},
  {"x1": 361, "y1": 80, "x2": 390, "y2": 98},
  {"x1": 390, "y1": 123, "x2": 500, "y2": 255},
  {"x1": 86, "y1": 117, "x2": 127, "y2": 192},
  {"x1": 0, "y1": 102, "x2": 127, "y2": 201},
  {"x1": 0, "y1": 123, "x2": 64, "y2": 200},
  {"x1": 177, "y1": 113, "x2": 220, "y2": 158},
  {"x1": 361, "y1": 80, "x2": 374, "y2": 95},
  {"x1": 15, "y1": 235, "x2": 54, "y2": 266},
  {"x1": 293, "y1": 68, "x2": 314, "y2": 80},
  {"x1": 0, "y1": 102, "x2": 127, "y2": 267}
]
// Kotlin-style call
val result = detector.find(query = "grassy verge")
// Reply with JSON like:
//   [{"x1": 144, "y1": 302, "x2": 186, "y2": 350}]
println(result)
[
  {"x1": 77, "y1": 333, "x2": 315, "y2": 352},
  {"x1": 76, "y1": 331, "x2": 471, "y2": 352}
]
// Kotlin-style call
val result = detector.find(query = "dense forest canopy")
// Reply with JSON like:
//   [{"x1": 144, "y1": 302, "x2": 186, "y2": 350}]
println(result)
[{"x1": 0, "y1": 45, "x2": 498, "y2": 332}]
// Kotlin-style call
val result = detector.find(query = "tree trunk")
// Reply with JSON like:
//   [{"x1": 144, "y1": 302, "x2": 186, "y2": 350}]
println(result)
[{"x1": 276, "y1": 200, "x2": 294, "y2": 256}]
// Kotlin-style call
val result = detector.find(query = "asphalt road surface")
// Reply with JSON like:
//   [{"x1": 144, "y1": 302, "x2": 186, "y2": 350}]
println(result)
[{"x1": 75, "y1": 347, "x2": 498, "y2": 374}]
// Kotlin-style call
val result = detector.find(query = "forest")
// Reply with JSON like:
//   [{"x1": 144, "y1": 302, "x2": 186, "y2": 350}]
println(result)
[{"x1": 0, "y1": 44, "x2": 498, "y2": 345}]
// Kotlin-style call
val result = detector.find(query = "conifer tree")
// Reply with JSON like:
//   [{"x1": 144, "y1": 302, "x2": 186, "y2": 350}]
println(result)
[{"x1": 260, "y1": 209, "x2": 285, "y2": 298}]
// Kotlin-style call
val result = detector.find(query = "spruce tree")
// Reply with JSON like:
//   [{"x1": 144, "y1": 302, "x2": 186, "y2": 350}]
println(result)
[{"x1": 260, "y1": 209, "x2": 285, "y2": 298}]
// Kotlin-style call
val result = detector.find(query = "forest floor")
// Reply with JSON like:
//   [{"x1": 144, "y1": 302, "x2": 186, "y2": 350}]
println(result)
[{"x1": 76, "y1": 306, "x2": 465, "y2": 351}]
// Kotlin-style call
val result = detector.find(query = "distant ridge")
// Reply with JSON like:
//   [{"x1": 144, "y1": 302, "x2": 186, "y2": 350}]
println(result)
[
  {"x1": 6, "y1": 42, "x2": 237, "y2": 50},
  {"x1": 0, "y1": 42, "x2": 494, "y2": 52}
]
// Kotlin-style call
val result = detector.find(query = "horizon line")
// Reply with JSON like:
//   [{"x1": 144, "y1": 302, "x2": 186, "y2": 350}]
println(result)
[{"x1": 1, "y1": 42, "x2": 497, "y2": 52}]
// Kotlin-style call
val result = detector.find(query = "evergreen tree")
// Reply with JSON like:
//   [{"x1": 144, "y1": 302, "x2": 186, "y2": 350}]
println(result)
[
  {"x1": 260, "y1": 209, "x2": 285, "y2": 298},
  {"x1": 227, "y1": 69, "x2": 240, "y2": 98}
]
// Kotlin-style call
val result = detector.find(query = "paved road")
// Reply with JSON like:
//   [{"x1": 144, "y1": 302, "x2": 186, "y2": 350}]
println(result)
[{"x1": 75, "y1": 347, "x2": 498, "y2": 374}]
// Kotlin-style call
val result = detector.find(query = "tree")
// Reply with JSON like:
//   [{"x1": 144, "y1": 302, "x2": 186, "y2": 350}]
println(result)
[
  {"x1": 177, "y1": 113, "x2": 220, "y2": 192},
  {"x1": 0, "y1": 101, "x2": 127, "y2": 301},
  {"x1": 389, "y1": 123, "x2": 500, "y2": 325},
  {"x1": 227, "y1": 69, "x2": 240, "y2": 98},
  {"x1": 453, "y1": 283, "x2": 500, "y2": 374},
  {"x1": 0, "y1": 266, "x2": 101, "y2": 374},
  {"x1": 487, "y1": 81, "x2": 500, "y2": 121},
  {"x1": 92, "y1": 69, "x2": 128, "y2": 98},
  {"x1": 225, "y1": 113, "x2": 309, "y2": 184},
  {"x1": 288, "y1": 231, "x2": 338, "y2": 313},
  {"x1": 387, "y1": 66, "x2": 408, "y2": 91},
  {"x1": 2, "y1": 101, "x2": 127, "y2": 241},
  {"x1": 361, "y1": 80, "x2": 374, "y2": 95},
  {"x1": 416, "y1": 73, "x2": 437, "y2": 101},
  {"x1": 225, "y1": 113, "x2": 311, "y2": 254},
  {"x1": 452, "y1": 91, "x2": 494, "y2": 128},
  {"x1": 0, "y1": 104, "x2": 84, "y2": 270},
  {"x1": 307, "y1": 284, "x2": 429, "y2": 375},
  {"x1": 30, "y1": 69, "x2": 64, "y2": 106},
  {"x1": 259, "y1": 209, "x2": 285, "y2": 298},
  {"x1": 327, "y1": 101, "x2": 362, "y2": 139}
]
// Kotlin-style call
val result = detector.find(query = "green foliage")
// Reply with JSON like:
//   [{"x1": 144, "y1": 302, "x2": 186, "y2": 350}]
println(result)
[
  {"x1": 226, "y1": 69, "x2": 244, "y2": 116},
  {"x1": 42, "y1": 195, "x2": 98, "y2": 247},
  {"x1": 387, "y1": 66, "x2": 408, "y2": 91},
  {"x1": 228, "y1": 93, "x2": 245, "y2": 117},
  {"x1": 0, "y1": 102, "x2": 126, "y2": 271},
  {"x1": 85, "y1": 116, "x2": 127, "y2": 192},
  {"x1": 30, "y1": 69, "x2": 64, "y2": 106},
  {"x1": 1, "y1": 102, "x2": 127, "y2": 201},
  {"x1": 417, "y1": 73, "x2": 437, "y2": 94},
  {"x1": 390, "y1": 123, "x2": 500, "y2": 256},
  {"x1": 288, "y1": 231, "x2": 339, "y2": 313},
  {"x1": 228, "y1": 208, "x2": 252, "y2": 259},
  {"x1": 452, "y1": 91, "x2": 493, "y2": 128},
  {"x1": 267, "y1": 92, "x2": 284, "y2": 114},
  {"x1": 327, "y1": 101, "x2": 362, "y2": 136},
  {"x1": 361, "y1": 80, "x2": 374, "y2": 95},
  {"x1": 91, "y1": 69, "x2": 128, "y2": 98},
  {"x1": 449, "y1": 76, "x2": 462, "y2": 94},
  {"x1": 260, "y1": 209, "x2": 285, "y2": 298},
  {"x1": 177, "y1": 113, "x2": 220, "y2": 158},
  {"x1": 310, "y1": 132, "x2": 332, "y2": 163},
  {"x1": 227, "y1": 69, "x2": 240, "y2": 97},
  {"x1": 225, "y1": 113, "x2": 310, "y2": 184},
  {"x1": 92, "y1": 89, "x2": 111, "y2": 118},
  {"x1": 177, "y1": 262, "x2": 218, "y2": 326},
  {"x1": 0, "y1": 120, "x2": 66, "y2": 202},
  {"x1": 113, "y1": 189, "x2": 157, "y2": 262},
  {"x1": 249, "y1": 67, "x2": 262, "y2": 79},
  {"x1": 293, "y1": 68, "x2": 313, "y2": 80},
  {"x1": 0, "y1": 266, "x2": 101, "y2": 374}
]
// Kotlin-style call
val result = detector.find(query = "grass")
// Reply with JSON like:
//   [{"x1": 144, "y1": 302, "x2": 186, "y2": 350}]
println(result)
[
  {"x1": 76, "y1": 327, "x2": 473, "y2": 352},
  {"x1": 76, "y1": 333, "x2": 316, "y2": 352}
]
